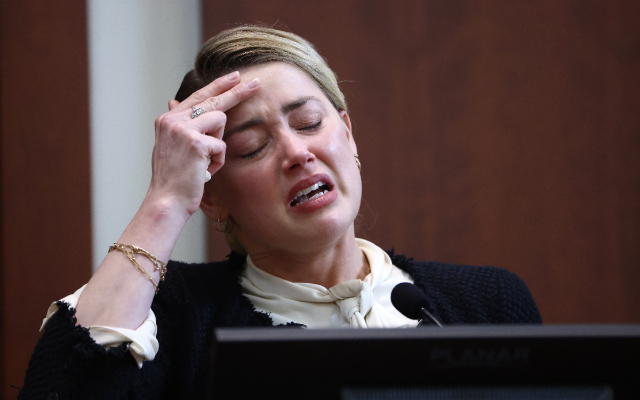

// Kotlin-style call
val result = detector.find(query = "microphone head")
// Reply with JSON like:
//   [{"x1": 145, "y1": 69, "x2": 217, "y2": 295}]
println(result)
[{"x1": 391, "y1": 282, "x2": 430, "y2": 320}]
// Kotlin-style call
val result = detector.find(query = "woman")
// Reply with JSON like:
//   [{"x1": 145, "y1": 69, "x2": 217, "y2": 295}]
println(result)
[{"x1": 20, "y1": 26, "x2": 541, "y2": 399}]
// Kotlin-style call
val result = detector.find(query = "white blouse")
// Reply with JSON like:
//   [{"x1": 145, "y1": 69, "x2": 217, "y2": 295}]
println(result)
[
  {"x1": 41, "y1": 238, "x2": 417, "y2": 368},
  {"x1": 240, "y1": 238, "x2": 418, "y2": 328}
]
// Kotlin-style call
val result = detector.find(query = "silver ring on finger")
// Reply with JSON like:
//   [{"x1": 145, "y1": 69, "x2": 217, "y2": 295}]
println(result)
[{"x1": 191, "y1": 106, "x2": 206, "y2": 119}]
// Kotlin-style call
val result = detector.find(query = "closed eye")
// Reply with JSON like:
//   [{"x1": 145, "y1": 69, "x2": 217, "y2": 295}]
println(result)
[
  {"x1": 241, "y1": 142, "x2": 268, "y2": 159},
  {"x1": 297, "y1": 120, "x2": 322, "y2": 132}
]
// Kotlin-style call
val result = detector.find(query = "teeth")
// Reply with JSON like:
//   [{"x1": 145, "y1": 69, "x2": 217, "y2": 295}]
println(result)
[
  {"x1": 308, "y1": 190, "x2": 328, "y2": 201},
  {"x1": 294, "y1": 181, "x2": 325, "y2": 200},
  {"x1": 297, "y1": 190, "x2": 328, "y2": 205},
  {"x1": 290, "y1": 180, "x2": 330, "y2": 207}
]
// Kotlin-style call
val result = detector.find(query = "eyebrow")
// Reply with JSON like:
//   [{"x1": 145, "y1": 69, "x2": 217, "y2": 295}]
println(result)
[
  {"x1": 224, "y1": 117, "x2": 263, "y2": 139},
  {"x1": 281, "y1": 96, "x2": 319, "y2": 114},
  {"x1": 224, "y1": 96, "x2": 325, "y2": 140}
]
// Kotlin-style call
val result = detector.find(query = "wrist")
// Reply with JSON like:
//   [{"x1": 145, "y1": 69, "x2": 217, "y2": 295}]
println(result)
[
  {"x1": 119, "y1": 195, "x2": 192, "y2": 263},
  {"x1": 140, "y1": 193, "x2": 192, "y2": 226}
]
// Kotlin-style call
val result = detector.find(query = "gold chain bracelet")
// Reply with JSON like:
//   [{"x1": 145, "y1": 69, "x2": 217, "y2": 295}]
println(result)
[
  {"x1": 108, "y1": 243, "x2": 167, "y2": 294},
  {"x1": 127, "y1": 244, "x2": 167, "y2": 282}
]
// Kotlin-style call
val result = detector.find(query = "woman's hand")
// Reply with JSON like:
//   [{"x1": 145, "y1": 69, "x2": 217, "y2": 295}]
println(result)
[
  {"x1": 148, "y1": 71, "x2": 260, "y2": 216},
  {"x1": 75, "y1": 72, "x2": 259, "y2": 329}
]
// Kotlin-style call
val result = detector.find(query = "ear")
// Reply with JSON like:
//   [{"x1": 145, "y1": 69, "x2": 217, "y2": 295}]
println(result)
[
  {"x1": 340, "y1": 110, "x2": 357, "y2": 154},
  {"x1": 200, "y1": 183, "x2": 230, "y2": 222}
]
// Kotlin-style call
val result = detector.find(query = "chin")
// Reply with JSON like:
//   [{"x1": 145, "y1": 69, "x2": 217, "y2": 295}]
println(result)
[{"x1": 290, "y1": 212, "x2": 357, "y2": 249}]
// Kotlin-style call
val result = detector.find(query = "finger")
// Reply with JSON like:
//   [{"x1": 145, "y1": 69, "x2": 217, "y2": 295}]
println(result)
[
  {"x1": 172, "y1": 71, "x2": 241, "y2": 113},
  {"x1": 190, "y1": 77, "x2": 260, "y2": 118},
  {"x1": 181, "y1": 110, "x2": 228, "y2": 140},
  {"x1": 177, "y1": 133, "x2": 226, "y2": 183},
  {"x1": 202, "y1": 136, "x2": 226, "y2": 175},
  {"x1": 168, "y1": 99, "x2": 179, "y2": 111}
]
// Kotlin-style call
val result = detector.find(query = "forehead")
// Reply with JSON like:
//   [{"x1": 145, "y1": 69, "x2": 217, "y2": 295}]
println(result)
[{"x1": 228, "y1": 62, "x2": 330, "y2": 118}]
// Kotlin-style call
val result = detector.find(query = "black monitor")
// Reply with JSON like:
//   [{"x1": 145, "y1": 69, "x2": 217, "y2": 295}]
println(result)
[{"x1": 208, "y1": 325, "x2": 640, "y2": 399}]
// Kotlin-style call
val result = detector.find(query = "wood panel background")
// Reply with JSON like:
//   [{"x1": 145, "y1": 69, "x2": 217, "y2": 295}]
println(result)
[
  {"x1": 0, "y1": 2, "x2": 91, "y2": 398},
  {"x1": 203, "y1": 1, "x2": 640, "y2": 324},
  {"x1": 1, "y1": 0, "x2": 639, "y2": 397}
]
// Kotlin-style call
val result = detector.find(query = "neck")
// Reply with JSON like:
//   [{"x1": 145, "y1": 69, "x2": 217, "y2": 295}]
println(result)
[{"x1": 247, "y1": 226, "x2": 367, "y2": 288}]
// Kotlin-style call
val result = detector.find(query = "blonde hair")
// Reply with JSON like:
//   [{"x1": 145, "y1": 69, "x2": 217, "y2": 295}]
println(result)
[
  {"x1": 176, "y1": 26, "x2": 348, "y2": 254},
  {"x1": 175, "y1": 25, "x2": 347, "y2": 112}
]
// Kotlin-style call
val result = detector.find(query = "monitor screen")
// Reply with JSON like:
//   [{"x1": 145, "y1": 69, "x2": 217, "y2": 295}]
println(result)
[{"x1": 208, "y1": 325, "x2": 640, "y2": 400}]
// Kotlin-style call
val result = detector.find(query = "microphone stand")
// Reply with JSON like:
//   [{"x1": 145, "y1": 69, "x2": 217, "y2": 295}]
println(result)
[{"x1": 417, "y1": 307, "x2": 443, "y2": 327}]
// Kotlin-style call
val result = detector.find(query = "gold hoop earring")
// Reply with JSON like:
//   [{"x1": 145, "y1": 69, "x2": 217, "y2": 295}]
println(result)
[
  {"x1": 354, "y1": 154, "x2": 361, "y2": 172},
  {"x1": 214, "y1": 217, "x2": 233, "y2": 233}
]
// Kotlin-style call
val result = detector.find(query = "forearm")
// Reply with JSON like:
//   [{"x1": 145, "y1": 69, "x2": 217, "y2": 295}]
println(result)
[
  {"x1": 75, "y1": 194, "x2": 190, "y2": 329},
  {"x1": 75, "y1": 71, "x2": 256, "y2": 330}
]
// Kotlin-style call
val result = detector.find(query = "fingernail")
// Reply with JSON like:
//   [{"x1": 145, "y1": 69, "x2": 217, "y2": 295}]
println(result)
[
  {"x1": 226, "y1": 71, "x2": 240, "y2": 80},
  {"x1": 245, "y1": 78, "x2": 260, "y2": 89}
]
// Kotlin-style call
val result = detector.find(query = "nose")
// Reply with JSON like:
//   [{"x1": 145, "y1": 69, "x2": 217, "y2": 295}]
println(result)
[{"x1": 280, "y1": 133, "x2": 315, "y2": 172}]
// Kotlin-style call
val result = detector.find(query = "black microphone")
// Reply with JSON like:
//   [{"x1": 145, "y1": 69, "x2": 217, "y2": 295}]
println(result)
[{"x1": 391, "y1": 282, "x2": 443, "y2": 327}]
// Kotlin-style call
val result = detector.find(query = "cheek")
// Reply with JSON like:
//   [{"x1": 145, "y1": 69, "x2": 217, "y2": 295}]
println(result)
[
  {"x1": 322, "y1": 128, "x2": 354, "y2": 169},
  {"x1": 324, "y1": 127, "x2": 361, "y2": 196},
  {"x1": 216, "y1": 165, "x2": 278, "y2": 214}
]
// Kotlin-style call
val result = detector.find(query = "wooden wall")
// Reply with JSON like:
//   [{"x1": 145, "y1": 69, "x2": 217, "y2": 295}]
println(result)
[
  {"x1": 0, "y1": 2, "x2": 92, "y2": 398},
  {"x1": 1, "y1": 0, "x2": 639, "y2": 397},
  {"x1": 203, "y1": 1, "x2": 640, "y2": 324}
]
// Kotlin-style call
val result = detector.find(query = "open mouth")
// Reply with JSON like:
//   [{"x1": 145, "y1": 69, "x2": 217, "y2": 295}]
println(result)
[{"x1": 290, "y1": 181, "x2": 330, "y2": 207}]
